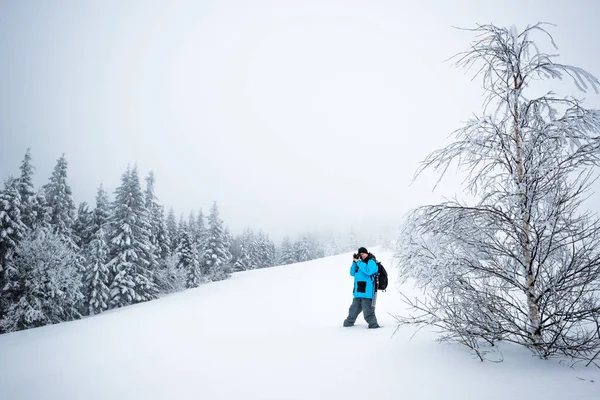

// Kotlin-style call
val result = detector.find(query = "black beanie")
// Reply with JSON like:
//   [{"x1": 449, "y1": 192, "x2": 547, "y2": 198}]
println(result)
[{"x1": 358, "y1": 247, "x2": 368, "y2": 254}]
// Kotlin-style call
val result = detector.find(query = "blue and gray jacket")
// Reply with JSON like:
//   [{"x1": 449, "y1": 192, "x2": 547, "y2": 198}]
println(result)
[{"x1": 350, "y1": 255, "x2": 378, "y2": 299}]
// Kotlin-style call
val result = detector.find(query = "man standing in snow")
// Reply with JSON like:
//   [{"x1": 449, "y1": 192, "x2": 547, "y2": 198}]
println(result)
[{"x1": 343, "y1": 247, "x2": 381, "y2": 329}]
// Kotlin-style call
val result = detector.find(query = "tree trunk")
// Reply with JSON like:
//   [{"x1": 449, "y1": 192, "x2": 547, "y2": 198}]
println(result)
[{"x1": 513, "y1": 74, "x2": 541, "y2": 344}]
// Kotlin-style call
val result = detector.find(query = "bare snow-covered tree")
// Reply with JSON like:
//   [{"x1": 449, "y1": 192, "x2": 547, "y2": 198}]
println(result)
[
  {"x1": 1, "y1": 228, "x2": 83, "y2": 332},
  {"x1": 394, "y1": 23, "x2": 600, "y2": 364},
  {"x1": 155, "y1": 253, "x2": 185, "y2": 294}
]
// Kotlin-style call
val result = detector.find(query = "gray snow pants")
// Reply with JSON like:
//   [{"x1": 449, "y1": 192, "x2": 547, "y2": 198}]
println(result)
[{"x1": 343, "y1": 297, "x2": 379, "y2": 328}]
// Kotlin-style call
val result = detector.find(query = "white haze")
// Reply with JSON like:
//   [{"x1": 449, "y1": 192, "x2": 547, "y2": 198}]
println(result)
[{"x1": 1, "y1": 0, "x2": 599, "y2": 241}]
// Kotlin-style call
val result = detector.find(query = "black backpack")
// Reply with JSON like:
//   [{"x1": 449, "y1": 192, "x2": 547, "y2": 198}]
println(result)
[
  {"x1": 375, "y1": 261, "x2": 388, "y2": 291},
  {"x1": 368, "y1": 253, "x2": 388, "y2": 291}
]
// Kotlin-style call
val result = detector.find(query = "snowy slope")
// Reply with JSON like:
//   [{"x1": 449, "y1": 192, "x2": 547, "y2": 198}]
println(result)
[{"x1": 1, "y1": 249, "x2": 598, "y2": 400}]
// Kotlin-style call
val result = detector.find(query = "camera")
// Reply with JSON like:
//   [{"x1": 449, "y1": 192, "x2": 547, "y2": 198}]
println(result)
[{"x1": 353, "y1": 253, "x2": 359, "y2": 259}]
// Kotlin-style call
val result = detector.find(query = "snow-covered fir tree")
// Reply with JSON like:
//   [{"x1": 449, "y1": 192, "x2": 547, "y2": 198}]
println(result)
[
  {"x1": 0, "y1": 228, "x2": 83, "y2": 332},
  {"x1": 347, "y1": 229, "x2": 359, "y2": 252},
  {"x1": 0, "y1": 179, "x2": 28, "y2": 328},
  {"x1": 31, "y1": 188, "x2": 50, "y2": 229},
  {"x1": 0, "y1": 179, "x2": 27, "y2": 272},
  {"x1": 323, "y1": 234, "x2": 339, "y2": 257},
  {"x1": 84, "y1": 226, "x2": 110, "y2": 316},
  {"x1": 153, "y1": 205, "x2": 170, "y2": 260},
  {"x1": 294, "y1": 236, "x2": 311, "y2": 262},
  {"x1": 196, "y1": 210, "x2": 207, "y2": 253},
  {"x1": 223, "y1": 227, "x2": 234, "y2": 266},
  {"x1": 232, "y1": 228, "x2": 254, "y2": 271},
  {"x1": 177, "y1": 214, "x2": 187, "y2": 250},
  {"x1": 256, "y1": 231, "x2": 275, "y2": 268},
  {"x1": 277, "y1": 237, "x2": 297, "y2": 265},
  {"x1": 244, "y1": 228, "x2": 260, "y2": 269},
  {"x1": 106, "y1": 166, "x2": 158, "y2": 308},
  {"x1": 187, "y1": 211, "x2": 198, "y2": 242},
  {"x1": 306, "y1": 234, "x2": 324, "y2": 260},
  {"x1": 16, "y1": 149, "x2": 39, "y2": 229},
  {"x1": 73, "y1": 202, "x2": 94, "y2": 249},
  {"x1": 43, "y1": 154, "x2": 76, "y2": 237},
  {"x1": 144, "y1": 172, "x2": 170, "y2": 266},
  {"x1": 92, "y1": 185, "x2": 110, "y2": 234},
  {"x1": 201, "y1": 202, "x2": 232, "y2": 281},
  {"x1": 165, "y1": 207, "x2": 178, "y2": 253},
  {"x1": 178, "y1": 230, "x2": 201, "y2": 288}
]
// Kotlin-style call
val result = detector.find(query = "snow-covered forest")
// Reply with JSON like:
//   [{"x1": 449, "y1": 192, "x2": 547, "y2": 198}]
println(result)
[{"x1": 0, "y1": 151, "x2": 374, "y2": 334}]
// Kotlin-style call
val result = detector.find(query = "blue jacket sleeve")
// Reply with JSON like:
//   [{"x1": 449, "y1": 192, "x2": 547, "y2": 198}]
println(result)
[
  {"x1": 350, "y1": 262, "x2": 358, "y2": 276},
  {"x1": 357, "y1": 259, "x2": 378, "y2": 275},
  {"x1": 366, "y1": 259, "x2": 378, "y2": 275}
]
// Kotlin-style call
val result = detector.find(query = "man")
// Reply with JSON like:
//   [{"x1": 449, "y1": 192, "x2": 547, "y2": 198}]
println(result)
[{"x1": 343, "y1": 247, "x2": 381, "y2": 329}]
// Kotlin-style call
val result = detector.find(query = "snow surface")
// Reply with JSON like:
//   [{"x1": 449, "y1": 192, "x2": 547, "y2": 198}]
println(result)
[{"x1": 1, "y1": 248, "x2": 598, "y2": 399}]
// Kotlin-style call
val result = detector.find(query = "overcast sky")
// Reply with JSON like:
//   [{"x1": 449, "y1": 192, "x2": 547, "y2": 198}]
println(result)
[{"x1": 1, "y1": 0, "x2": 599, "y2": 241}]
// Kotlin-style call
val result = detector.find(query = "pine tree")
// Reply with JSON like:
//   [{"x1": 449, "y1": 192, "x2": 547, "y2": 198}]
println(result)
[
  {"x1": 84, "y1": 226, "x2": 110, "y2": 315},
  {"x1": 0, "y1": 179, "x2": 27, "y2": 273},
  {"x1": 201, "y1": 202, "x2": 231, "y2": 281},
  {"x1": 187, "y1": 210, "x2": 198, "y2": 242},
  {"x1": 232, "y1": 240, "x2": 249, "y2": 271},
  {"x1": 43, "y1": 154, "x2": 76, "y2": 237},
  {"x1": 178, "y1": 231, "x2": 201, "y2": 288},
  {"x1": 32, "y1": 189, "x2": 50, "y2": 229},
  {"x1": 73, "y1": 202, "x2": 94, "y2": 249},
  {"x1": 245, "y1": 229, "x2": 261, "y2": 269},
  {"x1": 233, "y1": 228, "x2": 254, "y2": 271},
  {"x1": 16, "y1": 148, "x2": 39, "y2": 229},
  {"x1": 143, "y1": 172, "x2": 164, "y2": 273},
  {"x1": 154, "y1": 204, "x2": 170, "y2": 261},
  {"x1": 92, "y1": 185, "x2": 110, "y2": 233},
  {"x1": 323, "y1": 235, "x2": 339, "y2": 257},
  {"x1": 307, "y1": 234, "x2": 325, "y2": 260},
  {"x1": 294, "y1": 236, "x2": 311, "y2": 262},
  {"x1": 347, "y1": 229, "x2": 359, "y2": 252},
  {"x1": 196, "y1": 210, "x2": 206, "y2": 252},
  {"x1": 165, "y1": 208, "x2": 178, "y2": 253},
  {"x1": 0, "y1": 178, "x2": 28, "y2": 328},
  {"x1": 277, "y1": 237, "x2": 297, "y2": 265},
  {"x1": 106, "y1": 166, "x2": 158, "y2": 308},
  {"x1": 256, "y1": 231, "x2": 275, "y2": 268},
  {"x1": 265, "y1": 235, "x2": 276, "y2": 268},
  {"x1": 177, "y1": 214, "x2": 187, "y2": 249},
  {"x1": 223, "y1": 227, "x2": 234, "y2": 266},
  {"x1": 0, "y1": 228, "x2": 83, "y2": 332}
]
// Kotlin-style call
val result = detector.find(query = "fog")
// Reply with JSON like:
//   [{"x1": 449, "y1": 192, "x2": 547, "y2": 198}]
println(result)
[{"x1": 1, "y1": 0, "x2": 599, "y2": 241}]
